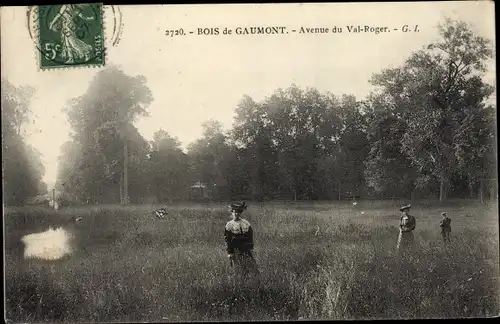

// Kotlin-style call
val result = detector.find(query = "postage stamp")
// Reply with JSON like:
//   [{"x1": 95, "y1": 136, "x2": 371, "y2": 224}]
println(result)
[{"x1": 36, "y1": 3, "x2": 105, "y2": 69}]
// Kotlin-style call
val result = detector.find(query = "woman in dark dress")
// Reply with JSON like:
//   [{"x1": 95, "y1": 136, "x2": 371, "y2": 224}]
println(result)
[{"x1": 224, "y1": 202, "x2": 259, "y2": 281}]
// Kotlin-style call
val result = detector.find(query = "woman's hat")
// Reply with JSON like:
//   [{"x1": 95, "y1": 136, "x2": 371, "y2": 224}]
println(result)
[
  {"x1": 399, "y1": 204, "x2": 411, "y2": 212},
  {"x1": 229, "y1": 201, "x2": 247, "y2": 213}
]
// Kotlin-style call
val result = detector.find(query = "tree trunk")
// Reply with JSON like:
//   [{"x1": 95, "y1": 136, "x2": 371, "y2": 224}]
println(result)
[
  {"x1": 480, "y1": 178, "x2": 484, "y2": 204},
  {"x1": 468, "y1": 177, "x2": 474, "y2": 198},
  {"x1": 439, "y1": 173, "x2": 447, "y2": 202},
  {"x1": 120, "y1": 173, "x2": 124, "y2": 204},
  {"x1": 490, "y1": 179, "x2": 495, "y2": 201},
  {"x1": 123, "y1": 140, "x2": 129, "y2": 205}
]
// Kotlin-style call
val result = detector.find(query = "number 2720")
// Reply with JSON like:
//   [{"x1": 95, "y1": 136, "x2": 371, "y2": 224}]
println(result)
[{"x1": 165, "y1": 29, "x2": 185, "y2": 37}]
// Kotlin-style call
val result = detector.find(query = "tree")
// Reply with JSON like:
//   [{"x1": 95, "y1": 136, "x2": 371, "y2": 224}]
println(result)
[
  {"x1": 188, "y1": 120, "x2": 233, "y2": 200},
  {"x1": 232, "y1": 94, "x2": 279, "y2": 200},
  {"x1": 1, "y1": 79, "x2": 36, "y2": 137},
  {"x1": 266, "y1": 86, "x2": 325, "y2": 200},
  {"x1": 59, "y1": 66, "x2": 153, "y2": 204},
  {"x1": 230, "y1": 86, "x2": 370, "y2": 201},
  {"x1": 369, "y1": 18, "x2": 494, "y2": 201},
  {"x1": 364, "y1": 108, "x2": 417, "y2": 198},
  {"x1": 147, "y1": 129, "x2": 190, "y2": 202},
  {"x1": 454, "y1": 102, "x2": 496, "y2": 201},
  {"x1": 335, "y1": 95, "x2": 370, "y2": 198},
  {"x1": 2, "y1": 78, "x2": 46, "y2": 205}
]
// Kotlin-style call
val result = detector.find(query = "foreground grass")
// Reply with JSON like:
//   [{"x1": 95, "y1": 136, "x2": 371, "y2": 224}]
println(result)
[{"x1": 4, "y1": 200, "x2": 500, "y2": 321}]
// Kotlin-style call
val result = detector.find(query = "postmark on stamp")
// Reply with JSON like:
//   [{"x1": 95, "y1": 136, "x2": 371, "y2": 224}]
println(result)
[{"x1": 32, "y1": 3, "x2": 105, "y2": 69}]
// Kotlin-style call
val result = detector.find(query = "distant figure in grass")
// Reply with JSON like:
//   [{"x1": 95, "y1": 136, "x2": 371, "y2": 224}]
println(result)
[
  {"x1": 440, "y1": 212, "x2": 451, "y2": 244},
  {"x1": 396, "y1": 204, "x2": 416, "y2": 254},
  {"x1": 155, "y1": 207, "x2": 168, "y2": 219},
  {"x1": 224, "y1": 201, "x2": 260, "y2": 282}
]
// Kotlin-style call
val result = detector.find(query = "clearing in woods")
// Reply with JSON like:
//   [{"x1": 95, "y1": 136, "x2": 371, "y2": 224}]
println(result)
[{"x1": 4, "y1": 199, "x2": 499, "y2": 321}]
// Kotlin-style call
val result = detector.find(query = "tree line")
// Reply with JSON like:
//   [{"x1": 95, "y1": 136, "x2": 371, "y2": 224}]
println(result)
[
  {"x1": 2, "y1": 79, "x2": 47, "y2": 205},
  {"x1": 2, "y1": 19, "x2": 496, "y2": 206}
]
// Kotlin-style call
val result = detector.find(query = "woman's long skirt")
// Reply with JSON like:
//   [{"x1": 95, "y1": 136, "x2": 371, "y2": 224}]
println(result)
[
  {"x1": 396, "y1": 231, "x2": 415, "y2": 253},
  {"x1": 232, "y1": 250, "x2": 260, "y2": 284}
]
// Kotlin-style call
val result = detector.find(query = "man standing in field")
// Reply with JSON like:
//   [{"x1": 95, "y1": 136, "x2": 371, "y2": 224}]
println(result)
[
  {"x1": 224, "y1": 201, "x2": 260, "y2": 282},
  {"x1": 396, "y1": 204, "x2": 416, "y2": 254},
  {"x1": 439, "y1": 212, "x2": 451, "y2": 244}
]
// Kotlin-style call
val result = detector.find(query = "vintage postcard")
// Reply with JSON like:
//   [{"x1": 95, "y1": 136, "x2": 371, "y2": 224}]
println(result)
[{"x1": 2, "y1": 1, "x2": 497, "y2": 322}]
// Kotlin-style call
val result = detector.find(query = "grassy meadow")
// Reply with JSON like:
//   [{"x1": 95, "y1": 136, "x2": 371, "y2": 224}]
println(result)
[{"x1": 4, "y1": 199, "x2": 500, "y2": 322}]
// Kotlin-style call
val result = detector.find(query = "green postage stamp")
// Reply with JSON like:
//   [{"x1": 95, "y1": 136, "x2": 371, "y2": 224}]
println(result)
[{"x1": 36, "y1": 4, "x2": 105, "y2": 69}]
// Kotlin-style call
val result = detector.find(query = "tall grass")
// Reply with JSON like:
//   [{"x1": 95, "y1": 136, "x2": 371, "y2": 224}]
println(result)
[{"x1": 4, "y1": 200, "x2": 499, "y2": 321}]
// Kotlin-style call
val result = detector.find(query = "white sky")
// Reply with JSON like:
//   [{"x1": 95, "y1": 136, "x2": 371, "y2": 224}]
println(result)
[{"x1": 0, "y1": 2, "x2": 496, "y2": 187}]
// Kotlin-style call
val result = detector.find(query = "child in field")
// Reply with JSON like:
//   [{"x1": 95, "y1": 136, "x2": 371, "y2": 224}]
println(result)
[
  {"x1": 224, "y1": 201, "x2": 260, "y2": 282},
  {"x1": 439, "y1": 212, "x2": 451, "y2": 244}
]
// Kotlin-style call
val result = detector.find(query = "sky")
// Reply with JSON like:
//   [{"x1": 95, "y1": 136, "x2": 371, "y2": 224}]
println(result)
[{"x1": 0, "y1": 2, "x2": 496, "y2": 187}]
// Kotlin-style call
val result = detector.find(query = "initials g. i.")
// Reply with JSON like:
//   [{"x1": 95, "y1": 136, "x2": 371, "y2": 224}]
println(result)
[{"x1": 402, "y1": 25, "x2": 419, "y2": 32}]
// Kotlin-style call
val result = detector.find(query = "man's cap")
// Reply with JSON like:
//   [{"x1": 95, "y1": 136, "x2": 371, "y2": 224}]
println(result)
[
  {"x1": 399, "y1": 204, "x2": 411, "y2": 211},
  {"x1": 441, "y1": 212, "x2": 447, "y2": 216},
  {"x1": 229, "y1": 201, "x2": 247, "y2": 213}
]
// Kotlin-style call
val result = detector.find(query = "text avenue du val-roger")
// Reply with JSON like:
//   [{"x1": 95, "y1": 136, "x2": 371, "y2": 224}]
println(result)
[{"x1": 165, "y1": 25, "x2": 420, "y2": 37}]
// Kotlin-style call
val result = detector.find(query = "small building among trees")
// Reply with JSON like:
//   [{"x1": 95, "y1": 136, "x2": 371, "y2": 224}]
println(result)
[{"x1": 189, "y1": 181, "x2": 209, "y2": 200}]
